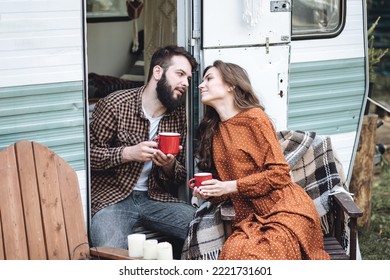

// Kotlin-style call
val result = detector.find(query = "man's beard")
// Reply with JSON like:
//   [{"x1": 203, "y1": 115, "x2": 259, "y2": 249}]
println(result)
[{"x1": 156, "y1": 73, "x2": 183, "y2": 111}]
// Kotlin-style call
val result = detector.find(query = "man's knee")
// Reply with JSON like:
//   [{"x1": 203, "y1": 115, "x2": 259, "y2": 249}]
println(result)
[{"x1": 90, "y1": 208, "x2": 136, "y2": 249}]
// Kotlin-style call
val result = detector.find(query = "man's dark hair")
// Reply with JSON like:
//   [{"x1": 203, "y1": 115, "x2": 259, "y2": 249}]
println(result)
[{"x1": 147, "y1": 45, "x2": 198, "y2": 81}]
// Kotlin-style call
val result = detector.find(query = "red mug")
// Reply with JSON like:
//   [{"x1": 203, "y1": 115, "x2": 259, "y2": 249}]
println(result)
[
  {"x1": 187, "y1": 172, "x2": 213, "y2": 190},
  {"x1": 154, "y1": 132, "x2": 180, "y2": 155}
]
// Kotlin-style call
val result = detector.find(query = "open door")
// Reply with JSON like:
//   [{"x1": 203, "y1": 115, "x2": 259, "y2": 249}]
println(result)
[{"x1": 198, "y1": 0, "x2": 291, "y2": 131}]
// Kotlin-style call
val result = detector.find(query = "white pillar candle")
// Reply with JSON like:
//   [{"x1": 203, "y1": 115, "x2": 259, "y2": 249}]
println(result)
[
  {"x1": 127, "y1": 233, "x2": 146, "y2": 258},
  {"x1": 143, "y1": 239, "x2": 158, "y2": 260},
  {"x1": 157, "y1": 242, "x2": 173, "y2": 260}
]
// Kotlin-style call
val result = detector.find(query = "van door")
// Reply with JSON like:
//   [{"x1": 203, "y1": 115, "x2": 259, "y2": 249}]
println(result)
[{"x1": 198, "y1": 0, "x2": 291, "y2": 130}]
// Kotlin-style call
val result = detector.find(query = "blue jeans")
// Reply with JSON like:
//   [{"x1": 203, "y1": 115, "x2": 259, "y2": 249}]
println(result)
[{"x1": 90, "y1": 191, "x2": 196, "y2": 249}]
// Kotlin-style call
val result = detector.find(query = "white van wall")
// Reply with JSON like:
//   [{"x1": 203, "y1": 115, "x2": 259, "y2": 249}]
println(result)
[
  {"x1": 288, "y1": 0, "x2": 367, "y2": 181},
  {"x1": 0, "y1": 1, "x2": 84, "y2": 87},
  {"x1": 191, "y1": 0, "x2": 367, "y2": 183}
]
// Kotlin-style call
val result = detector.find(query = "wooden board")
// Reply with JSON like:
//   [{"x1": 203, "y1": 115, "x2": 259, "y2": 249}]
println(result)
[
  {"x1": 0, "y1": 144, "x2": 28, "y2": 259},
  {"x1": 15, "y1": 141, "x2": 47, "y2": 259},
  {"x1": 55, "y1": 147, "x2": 89, "y2": 260}
]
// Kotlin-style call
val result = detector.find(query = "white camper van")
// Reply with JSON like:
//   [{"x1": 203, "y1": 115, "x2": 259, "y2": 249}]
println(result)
[
  {"x1": 0, "y1": 0, "x2": 368, "y2": 229},
  {"x1": 183, "y1": 0, "x2": 367, "y2": 186}
]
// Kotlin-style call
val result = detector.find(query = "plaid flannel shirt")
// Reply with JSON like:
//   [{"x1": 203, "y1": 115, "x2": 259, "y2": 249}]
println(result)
[{"x1": 90, "y1": 86, "x2": 187, "y2": 216}]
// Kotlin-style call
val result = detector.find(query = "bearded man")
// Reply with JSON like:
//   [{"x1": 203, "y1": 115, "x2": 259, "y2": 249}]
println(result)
[{"x1": 89, "y1": 45, "x2": 197, "y2": 255}]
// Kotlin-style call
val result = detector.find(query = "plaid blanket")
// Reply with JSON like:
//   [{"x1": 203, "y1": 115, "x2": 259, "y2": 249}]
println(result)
[
  {"x1": 181, "y1": 201, "x2": 226, "y2": 260},
  {"x1": 278, "y1": 130, "x2": 346, "y2": 216},
  {"x1": 181, "y1": 130, "x2": 347, "y2": 260}
]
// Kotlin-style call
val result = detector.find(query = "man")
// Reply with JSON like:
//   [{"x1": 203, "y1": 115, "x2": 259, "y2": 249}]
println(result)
[{"x1": 89, "y1": 45, "x2": 198, "y2": 252}]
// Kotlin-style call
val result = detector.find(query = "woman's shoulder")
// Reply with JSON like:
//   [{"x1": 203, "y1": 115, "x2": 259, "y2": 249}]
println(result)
[
  {"x1": 225, "y1": 107, "x2": 269, "y2": 127},
  {"x1": 225, "y1": 108, "x2": 264, "y2": 128},
  {"x1": 241, "y1": 107, "x2": 268, "y2": 121},
  {"x1": 242, "y1": 107, "x2": 276, "y2": 130}
]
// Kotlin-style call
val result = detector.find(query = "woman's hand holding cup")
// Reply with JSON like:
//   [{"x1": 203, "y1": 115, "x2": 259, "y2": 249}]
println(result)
[
  {"x1": 189, "y1": 174, "x2": 238, "y2": 198},
  {"x1": 188, "y1": 172, "x2": 213, "y2": 199}
]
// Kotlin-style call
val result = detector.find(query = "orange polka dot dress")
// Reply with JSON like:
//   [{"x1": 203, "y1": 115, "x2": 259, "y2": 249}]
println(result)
[{"x1": 214, "y1": 108, "x2": 330, "y2": 260}]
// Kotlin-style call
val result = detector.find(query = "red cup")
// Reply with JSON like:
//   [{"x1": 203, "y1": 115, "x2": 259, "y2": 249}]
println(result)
[
  {"x1": 187, "y1": 172, "x2": 213, "y2": 190},
  {"x1": 154, "y1": 132, "x2": 180, "y2": 155}
]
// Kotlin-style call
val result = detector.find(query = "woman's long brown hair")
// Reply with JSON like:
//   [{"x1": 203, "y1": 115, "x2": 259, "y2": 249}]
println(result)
[{"x1": 195, "y1": 60, "x2": 264, "y2": 172}]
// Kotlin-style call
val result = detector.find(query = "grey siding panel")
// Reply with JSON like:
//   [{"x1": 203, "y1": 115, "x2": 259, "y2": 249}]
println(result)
[
  {"x1": 0, "y1": 81, "x2": 86, "y2": 170},
  {"x1": 288, "y1": 58, "x2": 366, "y2": 135}
]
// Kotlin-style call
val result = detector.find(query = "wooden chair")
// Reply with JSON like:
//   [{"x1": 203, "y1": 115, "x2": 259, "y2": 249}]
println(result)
[{"x1": 0, "y1": 140, "x2": 130, "y2": 260}]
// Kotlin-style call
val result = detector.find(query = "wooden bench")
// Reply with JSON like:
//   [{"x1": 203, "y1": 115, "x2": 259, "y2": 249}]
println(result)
[
  {"x1": 0, "y1": 140, "x2": 131, "y2": 260},
  {"x1": 221, "y1": 191, "x2": 363, "y2": 260}
]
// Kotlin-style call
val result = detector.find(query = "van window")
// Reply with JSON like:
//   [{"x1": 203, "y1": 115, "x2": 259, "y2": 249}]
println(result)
[{"x1": 292, "y1": 0, "x2": 344, "y2": 38}]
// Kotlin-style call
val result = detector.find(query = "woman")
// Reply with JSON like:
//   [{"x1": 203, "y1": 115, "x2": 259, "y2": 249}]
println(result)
[{"x1": 193, "y1": 60, "x2": 330, "y2": 260}]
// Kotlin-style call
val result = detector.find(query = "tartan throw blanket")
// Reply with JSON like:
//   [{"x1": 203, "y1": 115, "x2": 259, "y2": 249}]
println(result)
[
  {"x1": 278, "y1": 130, "x2": 347, "y2": 217},
  {"x1": 181, "y1": 130, "x2": 347, "y2": 260},
  {"x1": 181, "y1": 201, "x2": 226, "y2": 260}
]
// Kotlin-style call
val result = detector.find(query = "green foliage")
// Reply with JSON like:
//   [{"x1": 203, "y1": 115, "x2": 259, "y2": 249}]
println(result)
[
  {"x1": 368, "y1": 16, "x2": 389, "y2": 82},
  {"x1": 359, "y1": 168, "x2": 390, "y2": 259}
]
